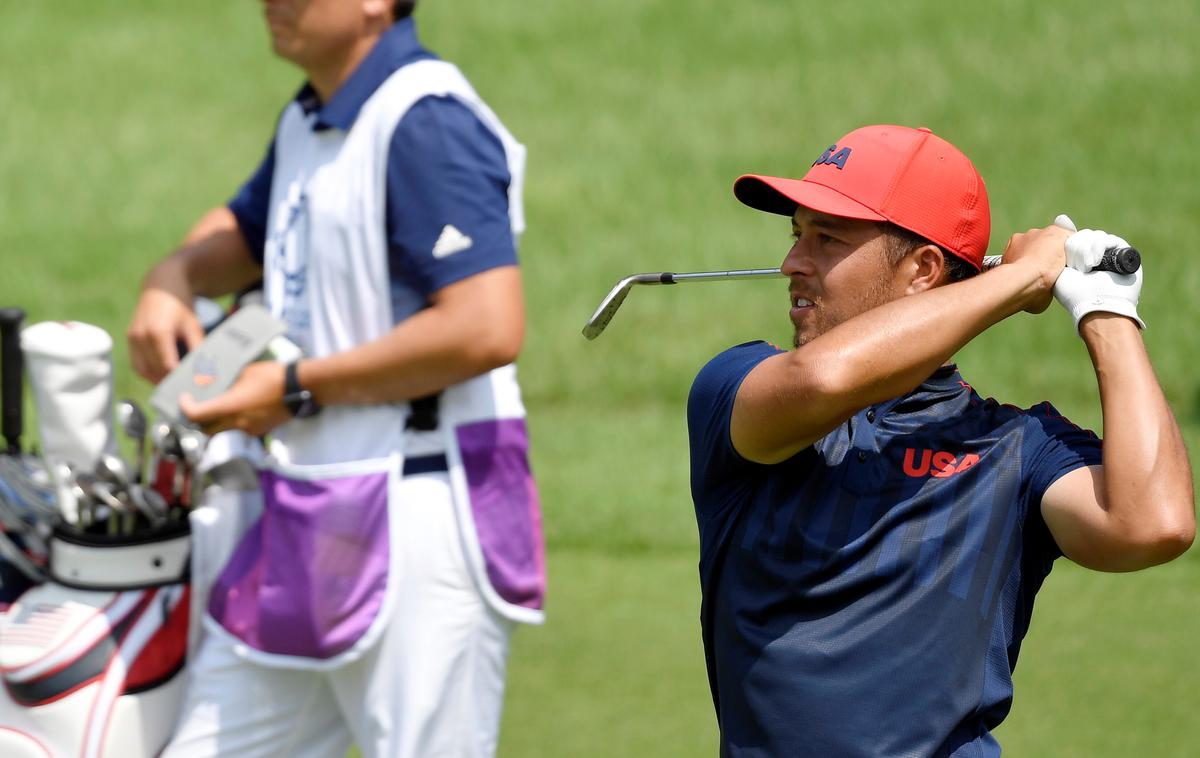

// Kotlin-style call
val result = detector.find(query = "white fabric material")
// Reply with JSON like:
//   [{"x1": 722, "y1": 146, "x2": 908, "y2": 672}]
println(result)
[
  {"x1": 20, "y1": 321, "x2": 117, "y2": 469},
  {"x1": 1052, "y1": 215, "x2": 1145, "y2": 333},
  {"x1": 261, "y1": 57, "x2": 527, "y2": 466},
  {"x1": 437, "y1": 368, "x2": 544, "y2": 626},
  {"x1": 166, "y1": 473, "x2": 513, "y2": 758},
  {"x1": 187, "y1": 430, "x2": 265, "y2": 660},
  {"x1": 188, "y1": 487, "x2": 263, "y2": 662},
  {"x1": 259, "y1": 58, "x2": 541, "y2": 624}
]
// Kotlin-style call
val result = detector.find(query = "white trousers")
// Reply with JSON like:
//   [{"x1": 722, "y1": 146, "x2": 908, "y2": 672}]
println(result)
[{"x1": 163, "y1": 472, "x2": 515, "y2": 758}]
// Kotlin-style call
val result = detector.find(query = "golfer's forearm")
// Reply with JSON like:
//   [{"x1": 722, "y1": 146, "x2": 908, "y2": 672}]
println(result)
[
  {"x1": 299, "y1": 267, "x2": 525, "y2": 405},
  {"x1": 1083, "y1": 314, "x2": 1195, "y2": 558},
  {"x1": 810, "y1": 263, "x2": 1042, "y2": 402},
  {"x1": 145, "y1": 207, "x2": 263, "y2": 300}
]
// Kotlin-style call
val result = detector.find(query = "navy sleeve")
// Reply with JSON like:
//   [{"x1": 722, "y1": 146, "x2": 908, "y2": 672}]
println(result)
[
  {"x1": 385, "y1": 96, "x2": 517, "y2": 297},
  {"x1": 687, "y1": 341, "x2": 783, "y2": 521},
  {"x1": 227, "y1": 139, "x2": 276, "y2": 265},
  {"x1": 1023, "y1": 401, "x2": 1104, "y2": 502}
]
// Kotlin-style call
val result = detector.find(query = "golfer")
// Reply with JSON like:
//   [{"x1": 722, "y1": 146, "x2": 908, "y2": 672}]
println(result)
[
  {"x1": 127, "y1": 2, "x2": 544, "y2": 756},
  {"x1": 687, "y1": 124, "x2": 1194, "y2": 756}
]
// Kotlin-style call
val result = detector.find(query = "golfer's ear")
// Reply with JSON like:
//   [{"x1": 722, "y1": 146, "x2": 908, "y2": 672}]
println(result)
[{"x1": 905, "y1": 246, "x2": 945, "y2": 294}]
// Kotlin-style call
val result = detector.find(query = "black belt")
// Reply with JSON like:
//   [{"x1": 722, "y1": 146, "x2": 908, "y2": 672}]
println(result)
[{"x1": 403, "y1": 453, "x2": 448, "y2": 476}]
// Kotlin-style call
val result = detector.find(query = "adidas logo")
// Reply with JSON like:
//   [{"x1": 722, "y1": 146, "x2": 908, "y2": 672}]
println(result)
[{"x1": 432, "y1": 224, "x2": 473, "y2": 258}]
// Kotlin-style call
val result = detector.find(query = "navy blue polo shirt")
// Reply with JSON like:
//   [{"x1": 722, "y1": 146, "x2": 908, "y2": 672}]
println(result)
[
  {"x1": 228, "y1": 18, "x2": 517, "y2": 322},
  {"x1": 687, "y1": 341, "x2": 1103, "y2": 757}
]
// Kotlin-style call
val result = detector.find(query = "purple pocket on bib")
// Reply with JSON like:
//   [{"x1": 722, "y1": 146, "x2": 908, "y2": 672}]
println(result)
[
  {"x1": 457, "y1": 419, "x2": 546, "y2": 610},
  {"x1": 209, "y1": 467, "x2": 391, "y2": 659}
]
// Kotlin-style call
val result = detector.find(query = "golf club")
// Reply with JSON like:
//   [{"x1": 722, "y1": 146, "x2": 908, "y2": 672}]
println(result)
[
  {"x1": 116, "y1": 399, "x2": 148, "y2": 484},
  {"x1": 582, "y1": 269, "x2": 783, "y2": 340},
  {"x1": 582, "y1": 246, "x2": 1142, "y2": 340},
  {"x1": 97, "y1": 452, "x2": 166, "y2": 528},
  {"x1": 148, "y1": 420, "x2": 173, "y2": 501},
  {"x1": 177, "y1": 429, "x2": 206, "y2": 508},
  {"x1": 981, "y1": 245, "x2": 1139, "y2": 273},
  {"x1": 0, "y1": 455, "x2": 60, "y2": 522}
]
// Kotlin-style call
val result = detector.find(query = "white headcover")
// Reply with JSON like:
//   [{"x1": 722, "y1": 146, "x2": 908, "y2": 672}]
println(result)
[{"x1": 21, "y1": 321, "x2": 117, "y2": 469}]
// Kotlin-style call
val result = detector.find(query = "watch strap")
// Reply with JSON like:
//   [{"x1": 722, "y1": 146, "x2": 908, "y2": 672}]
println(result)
[{"x1": 282, "y1": 360, "x2": 319, "y2": 418}]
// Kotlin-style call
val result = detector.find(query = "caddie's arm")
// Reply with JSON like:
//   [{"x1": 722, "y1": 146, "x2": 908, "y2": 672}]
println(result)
[
  {"x1": 731, "y1": 225, "x2": 1068, "y2": 464},
  {"x1": 1039, "y1": 229, "x2": 1194, "y2": 571},
  {"x1": 178, "y1": 97, "x2": 525, "y2": 437},
  {"x1": 299, "y1": 265, "x2": 525, "y2": 403},
  {"x1": 179, "y1": 267, "x2": 523, "y2": 437},
  {"x1": 128, "y1": 207, "x2": 264, "y2": 383}
]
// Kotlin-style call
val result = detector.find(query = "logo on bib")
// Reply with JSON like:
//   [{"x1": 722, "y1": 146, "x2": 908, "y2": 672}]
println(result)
[
  {"x1": 193, "y1": 355, "x2": 217, "y2": 388},
  {"x1": 432, "y1": 224, "x2": 474, "y2": 258}
]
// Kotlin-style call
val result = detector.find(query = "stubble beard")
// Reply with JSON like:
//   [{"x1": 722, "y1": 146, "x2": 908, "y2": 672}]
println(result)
[{"x1": 791, "y1": 274, "x2": 897, "y2": 349}]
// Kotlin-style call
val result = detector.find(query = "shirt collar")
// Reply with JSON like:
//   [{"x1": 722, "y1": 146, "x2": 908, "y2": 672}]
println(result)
[
  {"x1": 923, "y1": 363, "x2": 964, "y2": 392},
  {"x1": 296, "y1": 17, "x2": 435, "y2": 131},
  {"x1": 867, "y1": 364, "x2": 967, "y2": 421}
]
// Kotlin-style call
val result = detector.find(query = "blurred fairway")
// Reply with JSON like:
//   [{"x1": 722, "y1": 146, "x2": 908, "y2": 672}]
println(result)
[{"x1": 2, "y1": 1, "x2": 1198, "y2": 755}]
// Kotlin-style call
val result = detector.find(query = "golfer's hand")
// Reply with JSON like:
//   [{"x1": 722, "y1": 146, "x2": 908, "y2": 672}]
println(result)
[
  {"x1": 128, "y1": 287, "x2": 205, "y2": 384},
  {"x1": 999, "y1": 223, "x2": 1070, "y2": 314},
  {"x1": 180, "y1": 361, "x2": 291, "y2": 437},
  {"x1": 1054, "y1": 225, "x2": 1146, "y2": 334}
]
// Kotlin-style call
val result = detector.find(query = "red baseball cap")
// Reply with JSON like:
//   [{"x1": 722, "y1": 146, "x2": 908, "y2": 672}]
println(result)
[{"x1": 734, "y1": 125, "x2": 991, "y2": 270}]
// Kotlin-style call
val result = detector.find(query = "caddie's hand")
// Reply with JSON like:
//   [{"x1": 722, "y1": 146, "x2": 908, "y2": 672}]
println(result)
[
  {"x1": 1053, "y1": 226, "x2": 1145, "y2": 334},
  {"x1": 1000, "y1": 224, "x2": 1070, "y2": 314},
  {"x1": 179, "y1": 361, "x2": 291, "y2": 437},
  {"x1": 128, "y1": 287, "x2": 205, "y2": 384}
]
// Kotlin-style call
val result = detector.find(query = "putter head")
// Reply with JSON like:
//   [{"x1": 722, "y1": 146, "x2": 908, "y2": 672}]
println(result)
[{"x1": 582, "y1": 273, "x2": 669, "y2": 340}]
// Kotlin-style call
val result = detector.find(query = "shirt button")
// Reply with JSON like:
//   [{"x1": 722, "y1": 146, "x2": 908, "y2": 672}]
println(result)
[
  {"x1": 866, "y1": 410, "x2": 876, "y2": 423},
  {"x1": 857, "y1": 451, "x2": 867, "y2": 462}
]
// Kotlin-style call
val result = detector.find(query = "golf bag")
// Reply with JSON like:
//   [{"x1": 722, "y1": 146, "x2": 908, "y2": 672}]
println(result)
[{"x1": 0, "y1": 307, "x2": 261, "y2": 757}]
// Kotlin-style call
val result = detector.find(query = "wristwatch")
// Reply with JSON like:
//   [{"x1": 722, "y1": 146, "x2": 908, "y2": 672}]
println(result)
[{"x1": 282, "y1": 360, "x2": 321, "y2": 419}]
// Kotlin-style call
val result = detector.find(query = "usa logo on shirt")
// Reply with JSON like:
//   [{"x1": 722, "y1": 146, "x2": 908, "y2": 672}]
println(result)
[{"x1": 902, "y1": 448, "x2": 981, "y2": 478}]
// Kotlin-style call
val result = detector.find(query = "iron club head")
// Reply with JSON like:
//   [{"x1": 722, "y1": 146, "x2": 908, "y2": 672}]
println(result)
[
  {"x1": 116, "y1": 399, "x2": 148, "y2": 483},
  {"x1": 581, "y1": 268, "x2": 784, "y2": 340}
]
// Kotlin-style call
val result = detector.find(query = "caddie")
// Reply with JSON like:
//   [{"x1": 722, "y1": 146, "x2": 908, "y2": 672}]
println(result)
[
  {"x1": 687, "y1": 124, "x2": 1194, "y2": 756},
  {"x1": 126, "y1": 2, "x2": 545, "y2": 756}
]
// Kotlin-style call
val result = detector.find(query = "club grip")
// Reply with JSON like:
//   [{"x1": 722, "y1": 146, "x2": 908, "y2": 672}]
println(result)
[
  {"x1": 1096, "y1": 246, "x2": 1141, "y2": 275},
  {"x1": 0, "y1": 307, "x2": 26, "y2": 454}
]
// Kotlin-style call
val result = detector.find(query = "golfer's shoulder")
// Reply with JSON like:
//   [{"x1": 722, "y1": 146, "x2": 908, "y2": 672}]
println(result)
[
  {"x1": 974, "y1": 396, "x2": 1099, "y2": 444},
  {"x1": 1019, "y1": 401, "x2": 1099, "y2": 444},
  {"x1": 696, "y1": 340, "x2": 783, "y2": 381},
  {"x1": 689, "y1": 341, "x2": 784, "y2": 410}
]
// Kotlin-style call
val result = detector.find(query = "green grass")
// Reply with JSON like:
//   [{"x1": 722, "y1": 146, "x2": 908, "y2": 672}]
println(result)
[{"x1": 2, "y1": 1, "x2": 1199, "y2": 755}]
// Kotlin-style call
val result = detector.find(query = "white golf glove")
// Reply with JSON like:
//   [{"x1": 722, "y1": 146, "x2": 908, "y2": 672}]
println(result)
[{"x1": 1051, "y1": 214, "x2": 1145, "y2": 333}]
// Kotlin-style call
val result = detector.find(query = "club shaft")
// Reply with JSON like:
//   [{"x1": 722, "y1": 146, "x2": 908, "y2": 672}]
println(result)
[{"x1": 663, "y1": 268, "x2": 784, "y2": 284}]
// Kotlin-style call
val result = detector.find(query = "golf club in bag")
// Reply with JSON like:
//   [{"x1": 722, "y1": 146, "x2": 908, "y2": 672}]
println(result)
[{"x1": 0, "y1": 302, "x2": 268, "y2": 758}]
